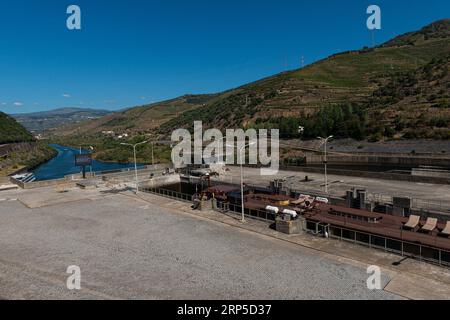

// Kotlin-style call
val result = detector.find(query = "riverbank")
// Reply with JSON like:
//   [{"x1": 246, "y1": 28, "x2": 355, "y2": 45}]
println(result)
[
  {"x1": 31, "y1": 144, "x2": 149, "y2": 181},
  {"x1": 48, "y1": 135, "x2": 172, "y2": 164},
  {"x1": 0, "y1": 142, "x2": 57, "y2": 178}
]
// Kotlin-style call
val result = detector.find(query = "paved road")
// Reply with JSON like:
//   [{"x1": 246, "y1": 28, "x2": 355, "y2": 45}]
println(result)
[{"x1": 0, "y1": 196, "x2": 400, "y2": 300}]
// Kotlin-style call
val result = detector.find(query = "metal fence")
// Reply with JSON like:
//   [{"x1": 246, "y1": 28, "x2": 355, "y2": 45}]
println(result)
[
  {"x1": 141, "y1": 186, "x2": 275, "y2": 222},
  {"x1": 142, "y1": 187, "x2": 193, "y2": 203},
  {"x1": 366, "y1": 192, "x2": 450, "y2": 215},
  {"x1": 141, "y1": 185, "x2": 450, "y2": 268},
  {"x1": 215, "y1": 200, "x2": 276, "y2": 223},
  {"x1": 412, "y1": 198, "x2": 450, "y2": 214},
  {"x1": 305, "y1": 220, "x2": 450, "y2": 267}
]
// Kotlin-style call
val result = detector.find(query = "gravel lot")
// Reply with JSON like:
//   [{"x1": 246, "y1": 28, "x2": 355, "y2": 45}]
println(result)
[{"x1": 0, "y1": 196, "x2": 400, "y2": 300}]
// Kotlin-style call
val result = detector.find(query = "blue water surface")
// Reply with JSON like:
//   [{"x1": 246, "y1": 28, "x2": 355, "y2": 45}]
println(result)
[{"x1": 33, "y1": 144, "x2": 145, "y2": 181}]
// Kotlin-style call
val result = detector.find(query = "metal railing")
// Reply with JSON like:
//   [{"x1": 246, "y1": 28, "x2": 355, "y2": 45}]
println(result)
[
  {"x1": 141, "y1": 187, "x2": 193, "y2": 203},
  {"x1": 366, "y1": 192, "x2": 450, "y2": 215},
  {"x1": 140, "y1": 185, "x2": 450, "y2": 268},
  {"x1": 215, "y1": 200, "x2": 276, "y2": 223},
  {"x1": 305, "y1": 220, "x2": 450, "y2": 267}
]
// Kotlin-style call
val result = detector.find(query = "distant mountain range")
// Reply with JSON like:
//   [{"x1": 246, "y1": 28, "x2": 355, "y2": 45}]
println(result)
[
  {"x1": 13, "y1": 108, "x2": 111, "y2": 133},
  {"x1": 51, "y1": 19, "x2": 450, "y2": 141}
]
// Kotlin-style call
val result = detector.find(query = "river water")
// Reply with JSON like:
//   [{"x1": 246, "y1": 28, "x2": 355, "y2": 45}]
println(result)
[{"x1": 32, "y1": 144, "x2": 144, "y2": 181}]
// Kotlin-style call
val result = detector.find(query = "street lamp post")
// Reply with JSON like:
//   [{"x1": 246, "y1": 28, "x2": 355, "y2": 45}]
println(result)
[
  {"x1": 317, "y1": 136, "x2": 333, "y2": 194},
  {"x1": 238, "y1": 142, "x2": 257, "y2": 223},
  {"x1": 151, "y1": 142, "x2": 155, "y2": 166},
  {"x1": 121, "y1": 141, "x2": 148, "y2": 193}
]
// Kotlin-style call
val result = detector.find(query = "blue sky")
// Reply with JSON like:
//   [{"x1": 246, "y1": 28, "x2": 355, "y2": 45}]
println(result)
[{"x1": 0, "y1": 0, "x2": 448, "y2": 114}]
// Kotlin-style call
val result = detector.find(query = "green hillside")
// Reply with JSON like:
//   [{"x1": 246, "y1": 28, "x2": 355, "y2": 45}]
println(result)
[
  {"x1": 277, "y1": 53, "x2": 450, "y2": 141},
  {"x1": 0, "y1": 112, "x2": 33, "y2": 144},
  {"x1": 382, "y1": 19, "x2": 450, "y2": 47},
  {"x1": 52, "y1": 19, "x2": 450, "y2": 142},
  {"x1": 0, "y1": 112, "x2": 57, "y2": 177},
  {"x1": 160, "y1": 20, "x2": 450, "y2": 137},
  {"x1": 51, "y1": 94, "x2": 220, "y2": 137}
]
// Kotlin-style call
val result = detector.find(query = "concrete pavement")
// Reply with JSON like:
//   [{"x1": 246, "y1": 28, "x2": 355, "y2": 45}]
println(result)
[{"x1": 0, "y1": 186, "x2": 401, "y2": 300}]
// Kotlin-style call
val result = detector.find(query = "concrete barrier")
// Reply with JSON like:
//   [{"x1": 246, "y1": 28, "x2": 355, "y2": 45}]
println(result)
[
  {"x1": 9, "y1": 166, "x2": 173, "y2": 190},
  {"x1": 412, "y1": 168, "x2": 450, "y2": 179},
  {"x1": 275, "y1": 217, "x2": 305, "y2": 235},
  {"x1": 306, "y1": 154, "x2": 450, "y2": 167},
  {"x1": 10, "y1": 176, "x2": 70, "y2": 189},
  {"x1": 139, "y1": 174, "x2": 181, "y2": 189}
]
